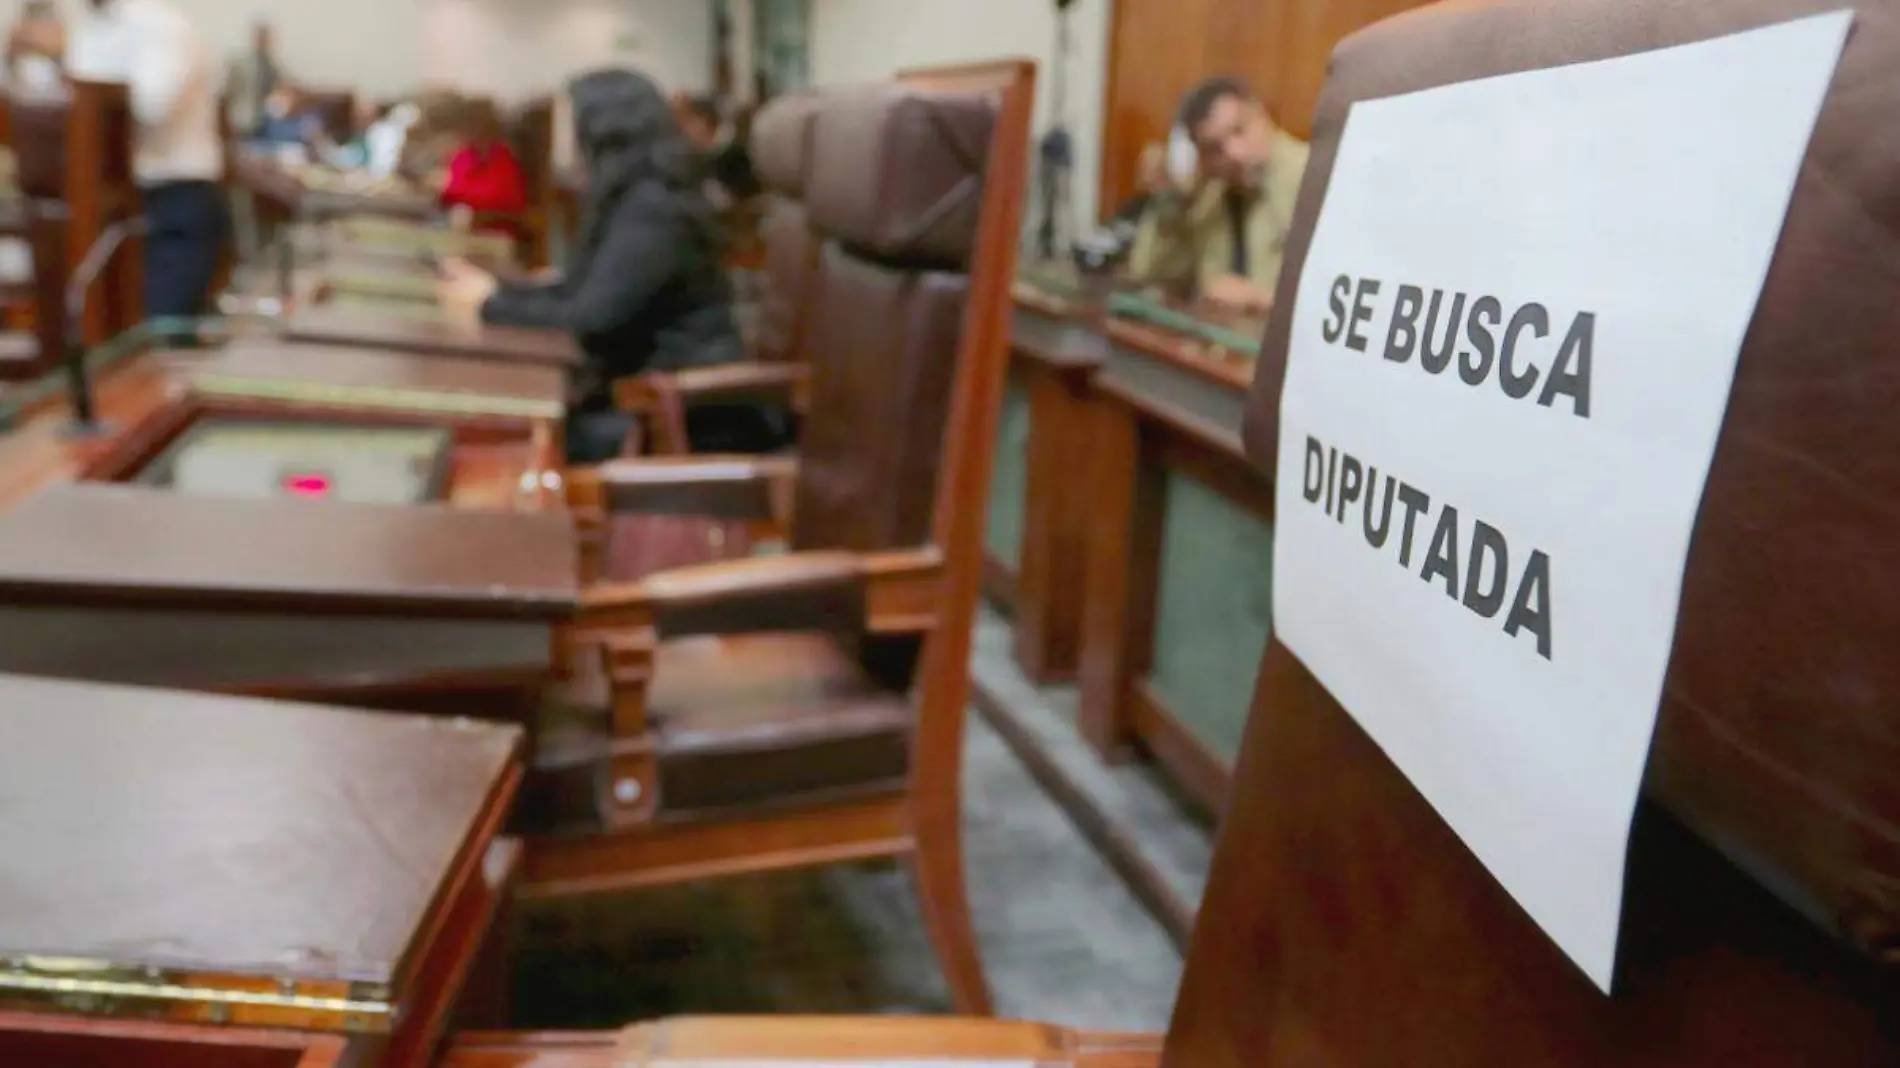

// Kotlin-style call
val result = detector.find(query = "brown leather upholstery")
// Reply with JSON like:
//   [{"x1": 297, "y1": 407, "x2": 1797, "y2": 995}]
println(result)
[
  {"x1": 651, "y1": 634, "x2": 911, "y2": 814},
  {"x1": 805, "y1": 84, "x2": 993, "y2": 266},
  {"x1": 792, "y1": 246, "x2": 968, "y2": 553},
  {"x1": 749, "y1": 94, "x2": 823, "y2": 366},
  {"x1": 753, "y1": 202, "x2": 819, "y2": 365},
  {"x1": 1163, "y1": 1, "x2": 1900, "y2": 1066},
  {"x1": 750, "y1": 93, "x2": 820, "y2": 198}
]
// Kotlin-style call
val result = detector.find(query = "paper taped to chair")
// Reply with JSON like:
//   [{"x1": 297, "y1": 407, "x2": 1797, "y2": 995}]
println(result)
[{"x1": 1271, "y1": 11, "x2": 1850, "y2": 991}]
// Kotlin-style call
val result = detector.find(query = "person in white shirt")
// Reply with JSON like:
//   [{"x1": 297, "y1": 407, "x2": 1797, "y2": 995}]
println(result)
[{"x1": 66, "y1": 0, "x2": 227, "y2": 320}]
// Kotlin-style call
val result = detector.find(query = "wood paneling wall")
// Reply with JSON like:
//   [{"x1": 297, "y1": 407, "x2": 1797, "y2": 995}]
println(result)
[{"x1": 1097, "y1": 0, "x2": 1431, "y2": 218}]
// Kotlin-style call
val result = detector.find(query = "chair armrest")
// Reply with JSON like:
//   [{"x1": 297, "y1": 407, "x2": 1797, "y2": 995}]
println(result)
[
  {"x1": 611, "y1": 1017, "x2": 1090, "y2": 1067},
  {"x1": 566, "y1": 455, "x2": 795, "y2": 521},
  {"x1": 576, "y1": 546, "x2": 942, "y2": 641},
  {"x1": 613, "y1": 363, "x2": 808, "y2": 454},
  {"x1": 643, "y1": 551, "x2": 862, "y2": 639}
]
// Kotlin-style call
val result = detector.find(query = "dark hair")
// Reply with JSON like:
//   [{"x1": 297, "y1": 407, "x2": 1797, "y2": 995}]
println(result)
[{"x1": 1177, "y1": 75, "x2": 1251, "y2": 134}]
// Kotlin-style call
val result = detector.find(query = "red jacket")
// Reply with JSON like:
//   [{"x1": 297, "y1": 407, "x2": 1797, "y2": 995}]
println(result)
[{"x1": 442, "y1": 143, "x2": 528, "y2": 219}]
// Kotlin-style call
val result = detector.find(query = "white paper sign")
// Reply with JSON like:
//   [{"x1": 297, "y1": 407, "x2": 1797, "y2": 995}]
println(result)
[{"x1": 1271, "y1": 12, "x2": 1849, "y2": 991}]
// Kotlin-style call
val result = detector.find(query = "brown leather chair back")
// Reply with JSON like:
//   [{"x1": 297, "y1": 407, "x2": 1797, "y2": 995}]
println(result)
[
  {"x1": 748, "y1": 93, "x2": 821, "y2": 365},
  {"x1": 1165, "y1": 1, "x2": 1900, "y2": 1066},
  {"x1": 792, "y1": 84, "x2": 995, "y2": 554}
]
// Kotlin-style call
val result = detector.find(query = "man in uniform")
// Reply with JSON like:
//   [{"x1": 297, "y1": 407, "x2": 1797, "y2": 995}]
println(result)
[{"x1": 1127, "y1": 76, "x2": 1310, "y2": 313}]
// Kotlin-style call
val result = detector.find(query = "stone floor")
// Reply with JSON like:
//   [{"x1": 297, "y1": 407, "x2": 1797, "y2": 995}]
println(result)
[
  {"x1": 512, "y1": 629, "x2": 1199, "y2": 1031},
  {"x1": 968, "y1": 610, "x2": 1217, "y2": 924}
]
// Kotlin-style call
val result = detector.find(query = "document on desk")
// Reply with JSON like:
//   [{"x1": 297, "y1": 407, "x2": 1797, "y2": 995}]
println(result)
[{"x1": 1270, "y1": 11, "x2": 1850, "y2": 991}]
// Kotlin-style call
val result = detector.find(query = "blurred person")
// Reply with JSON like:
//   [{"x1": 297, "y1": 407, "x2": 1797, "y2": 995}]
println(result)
[
  {"x1": 438, "y1": 69, "x2": 765, "y2": 463},
  {"x1": 68, "y1": 0, "x2": 228, "y2": 320},
  {"x1": 437, "y1": 97, "x2": 526, "y2": 228},
  {"x1": 223, "y1": 19, "x2": 281, "y2": 138},
  {"x1": 676, "y1": 91, "x2": 759, "y2": 207},
  {"x1": 1127, "y1": 75, "x2": 1309, "y2": 313},
  {"x1": 251, "y1": 84, "x2": 322, "y2": 148}
]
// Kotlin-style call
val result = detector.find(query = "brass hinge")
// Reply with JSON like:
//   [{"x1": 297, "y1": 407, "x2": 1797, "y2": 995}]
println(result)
[{"x1": 0, "y1": 956, "x2": 396, "y2": 1034}]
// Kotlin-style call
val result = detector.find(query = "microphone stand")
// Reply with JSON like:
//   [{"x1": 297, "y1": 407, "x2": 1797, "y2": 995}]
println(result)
[{"x1": 62, "y1": 214, "x2": 149, "y2": 438}]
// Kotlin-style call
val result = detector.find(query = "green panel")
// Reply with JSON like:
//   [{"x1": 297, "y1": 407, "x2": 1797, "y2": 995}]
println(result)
[
  {"x1": 984, "y1": 373, "x2": 1033, "y2": 571},
  {"x1": 1147, "y1": 470, "x2": 1273, "y2": 765}
]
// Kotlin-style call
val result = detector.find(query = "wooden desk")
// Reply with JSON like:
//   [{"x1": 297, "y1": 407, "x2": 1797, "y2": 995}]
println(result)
[
  {"x1": 0, "y1": 339, "x2": 574, "y2": 712},
  {"x1": 233, "y1": 153, "x2": 437, "y2": 224},
  {"x1": 43, "y1": 341, "x2": 568, "y2": 512},
  {"x1": 984, "y1": 275, "x2": 1108, "y2": 683},
  {"x1": 0, "y1": 672, "x2": 523, "y2": 1067},
  {"x1": 284, "y1": 301, "x2": 582, "y2": 370},
  {"x1": 0, "y1": 483, "x2": 575, "y2": 702},
  {"x1": 1074, "y1": 302, "x2": 1268, "y2": 818}
]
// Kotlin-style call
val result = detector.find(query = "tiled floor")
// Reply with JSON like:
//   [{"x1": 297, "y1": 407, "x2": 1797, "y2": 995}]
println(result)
[
  {"x1": 513, "y1": 646, "x2": 1194, "y2": 1032},
  {"x1": 968, "y1": 611, "x2": 1217, "y2": 921}
]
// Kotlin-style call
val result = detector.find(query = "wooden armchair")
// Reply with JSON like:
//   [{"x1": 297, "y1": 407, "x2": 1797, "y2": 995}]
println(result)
[
  {"x1": 457, "y1": 5, "x2": 1892, "y2": 1064},
  {"x1": 612, "y1": 91, "x2": 824, "y2": 455},
  {"x1": 525, "y1": 62, "x2": 1036, "y2": 1018}
]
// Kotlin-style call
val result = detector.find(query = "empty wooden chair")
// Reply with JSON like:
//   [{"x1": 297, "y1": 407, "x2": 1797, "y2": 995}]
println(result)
[{"x1": 533, "y1": 60, "x2": 1036, "y2": 1018}]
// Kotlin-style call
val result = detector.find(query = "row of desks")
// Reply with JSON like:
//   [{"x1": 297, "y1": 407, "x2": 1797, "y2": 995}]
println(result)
[
  {"x1": 985, "y1": 269, "x2": 1270, "y2": 817},
  {"x1": 0, "y1": 278, "x2": 578, "y2": 1065}
]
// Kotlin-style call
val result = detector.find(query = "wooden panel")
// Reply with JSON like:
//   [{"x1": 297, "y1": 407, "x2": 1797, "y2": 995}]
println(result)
[
  {"x1": 1096, "y1": 0, "x2": 1434, "y2": 219},
  {"x1": 1099, "y1": 0, "x2": 1220, "y2": 222}
]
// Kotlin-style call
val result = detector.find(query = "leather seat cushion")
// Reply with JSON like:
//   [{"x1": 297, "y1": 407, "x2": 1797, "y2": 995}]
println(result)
[{"x1": 651, "y1": 633, "x2": 912, "y2": 815}]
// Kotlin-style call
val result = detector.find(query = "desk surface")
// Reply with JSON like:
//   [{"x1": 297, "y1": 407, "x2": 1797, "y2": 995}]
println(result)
[
  {"x1": 0, "y1": 482, "x2": 577, "y2": 619},
  {"x1": 284, "y1": 304, "x2": 582, "y2": 369},
  {"x1": 233, "y1": 154, "x2": 436, "y2": 220},
  {"x1": 0, "y1": 672, "x2": 519, "y2": 989},
  {"x1": 191, "y1": 341, "x2": 567, "y2": 420}
]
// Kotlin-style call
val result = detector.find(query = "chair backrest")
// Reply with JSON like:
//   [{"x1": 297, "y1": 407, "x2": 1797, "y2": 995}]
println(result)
[
  {"x1": 1165, "y1": 1, "x2": 1900, "y2": 1065},
  {"x1": 9, "y1": 80, "x2": 135, "y2": 347},
  {"x1": 792, "y1": 83, "x2": 1001, "y2": 555},
  {"x1": 509, "y1": 95, "x2": 556, "y2": 208},
  {"x1": 747, "y1": 92, "x2": 821, "y2": 365}
]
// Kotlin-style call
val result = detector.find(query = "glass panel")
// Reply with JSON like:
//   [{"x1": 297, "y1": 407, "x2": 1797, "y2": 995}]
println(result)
[
  {"x1": 1147, "y1": 471, "x2": 1273, "y2": 764},
  {"x1": 984, "y1": 372, "x2": 1032, "y2": 570}
]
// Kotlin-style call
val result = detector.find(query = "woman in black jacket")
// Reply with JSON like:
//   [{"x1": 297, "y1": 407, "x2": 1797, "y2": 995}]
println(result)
[{"x1": 438, "y1": 68, "x2": 761, "y2": 463}]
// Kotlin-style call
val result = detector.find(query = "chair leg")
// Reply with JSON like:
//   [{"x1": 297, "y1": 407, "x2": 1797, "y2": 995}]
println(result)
[{"x1": 907, "y1": 829, "x2": 992, "y2": 1015}]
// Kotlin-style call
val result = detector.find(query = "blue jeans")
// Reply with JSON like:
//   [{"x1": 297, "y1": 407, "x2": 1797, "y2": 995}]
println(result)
[{"x1": 142, "y1": 180, "x2": 228, "y2": 319}]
